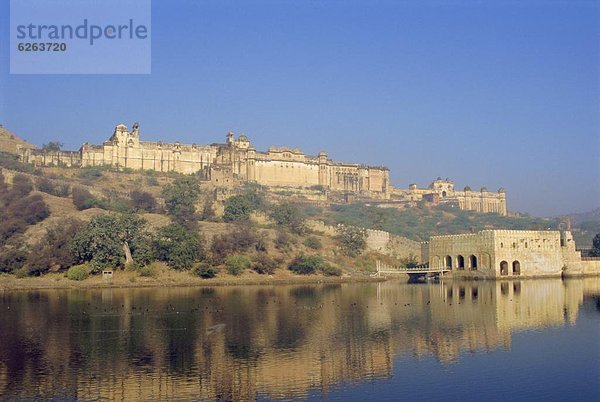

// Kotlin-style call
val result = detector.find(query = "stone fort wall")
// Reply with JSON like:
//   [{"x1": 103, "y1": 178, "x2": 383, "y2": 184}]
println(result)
[
  {"x1": 20, "y1": 123, "x2": 390, "y2": 199},
  {"x1": 428, "y1": 229, "x2": 598, "y2": 278},
  {"x1": 307, "y1": 220, "x2": 422, "y2": 260}
]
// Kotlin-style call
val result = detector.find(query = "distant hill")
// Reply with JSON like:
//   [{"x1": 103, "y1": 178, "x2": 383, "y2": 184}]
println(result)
[
  {"x1": 0, "y1": 125, "x2": 36, "y2": 155},
  {"x1": 564, "y1": 208, "x2": 600, "y2": 225}
]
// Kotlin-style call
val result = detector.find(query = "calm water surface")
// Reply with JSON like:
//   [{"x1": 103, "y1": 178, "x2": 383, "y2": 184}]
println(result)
[{"x1": 1, "y1": 278, "x2": 599, "y2": 400}]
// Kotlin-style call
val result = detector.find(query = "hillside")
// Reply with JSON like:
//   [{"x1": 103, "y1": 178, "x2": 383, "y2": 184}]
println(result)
[
  {"x1": 316, "y1": 202, "x2": 596, "y2": 247},
  {"x1": 0, "y1": 125, "x2": 36, "y2": 155},
  {"x1": 1, "y1": 155, "x2": 598, "y2": 285}
]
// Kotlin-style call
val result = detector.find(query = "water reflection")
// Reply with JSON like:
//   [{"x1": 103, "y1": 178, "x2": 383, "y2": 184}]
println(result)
[{"x1": 0, "y1": 278, "x2": 598, "y2": 400}]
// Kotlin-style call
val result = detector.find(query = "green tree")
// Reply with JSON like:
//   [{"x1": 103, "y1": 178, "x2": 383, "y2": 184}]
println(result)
[
  {"x1": 153, "y1": 223, "x2": 203, "y2": 269},
  {"x1": 162, "y1": 177, "x2": 201, "y2": 228},
  {"x1": 270, "y1": 202, "x2": 306, "y2": 234},
  {"x1": 336, "y1": 225, "x2": 367, "y2": 257},
  {"x1": 42, "y1": 141, "x2": 63, "y2": 152},
  {"x1": 223, "y1": 194, "x2": 254, "y2": 222},
  {"x1": 70, "y1": 213, "x2": 149, "y2": 272},
  {"x1": 590, "y1": 233, "x2": 600, "y2": 257}
]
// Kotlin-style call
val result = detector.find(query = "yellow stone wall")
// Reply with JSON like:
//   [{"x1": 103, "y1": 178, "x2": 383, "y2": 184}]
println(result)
[
  {"x1": 428, "y1": 230, "x2": 591, "y2": 278},
  {"x1": 22, "y1": 123, "x2": 390, "y2": 198}
]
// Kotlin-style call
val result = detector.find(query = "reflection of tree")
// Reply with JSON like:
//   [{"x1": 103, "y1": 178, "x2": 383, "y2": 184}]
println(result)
[{"x1": 0, "y1": 279, "x2": 593, "y2": 400}]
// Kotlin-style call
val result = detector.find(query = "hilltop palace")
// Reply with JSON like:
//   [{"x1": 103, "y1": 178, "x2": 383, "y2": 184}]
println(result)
[{"x1": 19, "y1": 122, "x2": 507, "y2": 215}]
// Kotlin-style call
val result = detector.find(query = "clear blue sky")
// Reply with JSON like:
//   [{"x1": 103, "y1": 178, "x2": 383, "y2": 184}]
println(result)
[{"x1": 1, "y1": 0, "x2": 598, "y2": 216}]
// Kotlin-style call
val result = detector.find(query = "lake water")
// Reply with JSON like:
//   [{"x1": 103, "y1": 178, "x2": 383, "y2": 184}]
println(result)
[{"x1": 0, "y1": 278, "x2": 599, "y2": 401}]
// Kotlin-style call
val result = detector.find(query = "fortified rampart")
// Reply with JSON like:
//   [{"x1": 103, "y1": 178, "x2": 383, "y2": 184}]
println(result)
[
  {"x1": 307, "y1": 220, "x2": 422, "y2": 260},
  {"x1": 19, "y1": 123, "x2": 390, "y2": 199}
]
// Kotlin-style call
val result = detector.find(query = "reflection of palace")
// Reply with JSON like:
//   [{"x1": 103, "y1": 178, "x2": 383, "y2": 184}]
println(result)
[{"x1": 0, "y1": 278, "x2": 597, "y2": 399}]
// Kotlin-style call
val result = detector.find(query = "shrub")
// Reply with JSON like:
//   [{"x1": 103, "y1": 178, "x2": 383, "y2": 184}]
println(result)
[
  {"x1": 288, "y1": 255, "x2": 322, "y2": 275},
  {"x1": 210, "y1": 224, "x2": 258, "y2": 263},
  {"x1": 67, "y1": 264, "x2": 90, "y2": 281},
  {"x1": 303, "y1": 236, "x2": 322, "y2": 250},
  {"x1": 400, "y1": 254, "x2": 419, "y2": 268},
  {"x1": 11, "y1": 174, "x2": 33, "y2": 197},
  {"x1": 14, "y1": 267, "x2": 29, "y2": 278},
  {"x1": 7, "y1": 194, "x2": 50, "y2": 225},
  {"x1": 252, "y1": 253, "x2": 277, "y2": 275},
  {"x1": 224, "y1": 254, "x2": 251, "y2": 276},
  {"x1": 0, "y1": 247, "x2": 28, "y2": 273},
  {"x1": 79, "y1": 168, "x2": 103, "y2": 181},
  {"x1": 275, "y1": 230, "x2": 293, "y2": 251},
  {"x1": 26, "y1": 217, "x2": 83, "y2": 274},
  {"x1": 146, "y1": 176, "x2": 159, "y2": 186},
  {"x1": 138, "y1": 264, "x2": 156, "y2": 277},
  {"x1": 269, "y1": 202, "x2": 306, "y2": 234},
  {"x1": 130, "y1": 190, "x2": 157, "y2": 212},
  {"x1": 0, "y1": 219, "x2": 27, "y2": 244},
  {"x1": 200, "y1": 198, "x2": 216, "y2": 221},
  {"x1": 288, "y1": 255, "x2": 338, "y2": 276},
  {"x1": 336, "y1": 225, "x2": 367, "y2": 257},
  {"x1": 193, "y1": 262, "x2": 216, "y2": 278},
  {"x1": 72, "y1": 187, "x2": 98, "y2": 210},
  {"x1": 320, "y1": 263, "x2": 342, "y2": 276},
  {"x1": 35, "y1": 177, "x2": 55, "y2": 194}
]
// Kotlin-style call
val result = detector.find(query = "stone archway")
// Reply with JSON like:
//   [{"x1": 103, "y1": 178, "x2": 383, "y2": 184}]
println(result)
[
  {"x1": 457, "y1": 255, "x2": 465, "y2": 270},
  {"x1": 445, "y1": 255, "x2": 453, "y2": 269},
  {"x1": 500, "y1": 261, "x2": 509, "y2": 276},
  {"x1": 469, "y1": 255, "x2": 478, "y2": 270},
  {"x1": 512, "y1": 261, "x2": 521, "y2": 276}
]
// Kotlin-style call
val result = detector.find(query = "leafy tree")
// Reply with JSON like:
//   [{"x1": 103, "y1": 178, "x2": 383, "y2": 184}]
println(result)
[
  {"x1": 162, "y1": 176, "x2": 200, "y2": 228},
  {"x1": 153, "y1": 223, "x2": 203, "y2": 269},
  {"x1": 223, "y1": 194, "x2": 254, "y2": 222},
  {"x1": 223, "y1": 191, "x2": 265, "y2": 222},
  {"x1": 591, "y1": 233, "x2": 600, "y2": 257},
  {"x1": 70, "y1": 213, "x2": 149, "y2": 272},
  {"x1": 42, "y1": 141, "x2": 63, "y2": 152},
  {"x1": 336, "y1": 225, "x2": 367, "y2": 257},
  {"x1": 270, "y1": 202, "x2": 306, "y2": 234}
]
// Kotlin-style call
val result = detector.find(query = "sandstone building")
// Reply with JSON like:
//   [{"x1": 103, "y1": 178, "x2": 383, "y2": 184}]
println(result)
[
  {"x1": 389, "y1": 178, "x2": 507, "y2": 215},
  {"x1": 20, "y1": 122, "x2": 390, "y2": 199},
  {"x1": 427, "y1": 229, "x2": 600, "y2": 278},
  {"x1": 18, "y1": 122, "x2": 509, "y2": 212}
]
